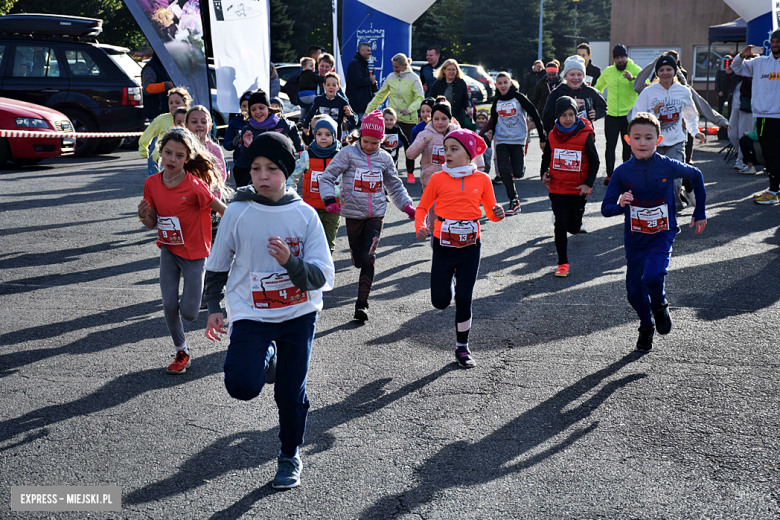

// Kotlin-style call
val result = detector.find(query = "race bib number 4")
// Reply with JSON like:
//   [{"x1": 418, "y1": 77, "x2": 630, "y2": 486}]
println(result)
[
  {"x1": 353, "y1": 168, "x2": 382, "y2": 193},
  {"x1": 497, "y1": 100, "x2": 518, "y2": 118},
  {"x1": 157, "y1": 216, "x2": 184, "y2": 245},
  {"x1": 440, "y1": 219, "x2": 478, "y2": 248},
  {"x1": 310, "y1": 170, "x2": 323, "y2": 193},
  {"x1": 552, "y1": 149, "x2": 582, "y2": 172},
  {"x1": 630, "y1": 204, "x2": 670, "y2": 234},
  {"x1": 432, "y1": 145, "x2": 445, "y2": 165},
  {"x1": 250, "y1": 272, "x2": 308, "y2": 309}
]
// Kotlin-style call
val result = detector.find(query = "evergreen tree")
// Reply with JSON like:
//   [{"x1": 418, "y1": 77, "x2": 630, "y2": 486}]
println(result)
[{"x1": 270, "y1": 0, "x2": 296, "y2": 62}]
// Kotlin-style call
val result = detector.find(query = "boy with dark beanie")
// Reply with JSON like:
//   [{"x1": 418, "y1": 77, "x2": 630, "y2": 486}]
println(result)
[{"x1": 203, "y1": 132, "x2": 334, "y2": 489}]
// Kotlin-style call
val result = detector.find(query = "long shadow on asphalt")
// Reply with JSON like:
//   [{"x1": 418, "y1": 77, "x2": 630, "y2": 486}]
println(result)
[
  {"x1": 358, "y1": 352, "x2": 647, "y2": 519},
  {"x1": 121, "y1": 366, "x2": 456, "y2": 515}
]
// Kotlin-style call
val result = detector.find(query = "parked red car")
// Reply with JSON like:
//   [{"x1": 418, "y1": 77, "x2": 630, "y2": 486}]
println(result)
[{"x1": 0, "y1": 97, "x2": 75, "y2": 165}]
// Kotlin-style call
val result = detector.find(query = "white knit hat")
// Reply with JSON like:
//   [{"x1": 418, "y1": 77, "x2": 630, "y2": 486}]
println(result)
[{"x1": 561, "y1": 55, "x2": 586, "y2": 80}]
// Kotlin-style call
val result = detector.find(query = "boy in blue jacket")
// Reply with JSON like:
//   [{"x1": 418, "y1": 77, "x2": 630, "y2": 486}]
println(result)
[{"x1": 601, "y1": 112, "x2": 707, "y2": 352}]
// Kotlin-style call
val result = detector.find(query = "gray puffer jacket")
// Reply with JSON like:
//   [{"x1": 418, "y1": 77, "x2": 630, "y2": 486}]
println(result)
[{"x1": 320, "y1": 141, "x2": 412, "y2": 220}]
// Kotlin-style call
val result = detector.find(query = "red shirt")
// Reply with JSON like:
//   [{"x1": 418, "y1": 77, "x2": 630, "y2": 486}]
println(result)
[{"x1": 143, "y1": 172, "x2": 215, "y2": 260}]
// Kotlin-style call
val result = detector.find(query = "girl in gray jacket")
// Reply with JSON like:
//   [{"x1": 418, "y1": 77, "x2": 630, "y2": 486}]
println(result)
[{"x1": 319, "y1": 110, "x2": 416, "y2": 322}]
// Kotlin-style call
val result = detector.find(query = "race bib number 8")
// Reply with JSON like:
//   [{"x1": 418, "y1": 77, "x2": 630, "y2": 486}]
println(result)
[
  {"x1": 552, "y1": 149, "x2": 582, "y2": 172},
  {"x1": 157, "y1": 216, "x2": 185, "y2": 245},
  {"x1": 440, "y1": 219, "x2": 479, "y2": 248},
  {"x1": 353, "y1": 168, "x2": 382, "y2": 193},
  {"x1": 630, "y1": 204, "x2": 670, "y2": 234},
  {"x1": 432, "y1": 145, "x2": 445, "y2": 165},
  {"x1": 250, "y1": 272, "x2": 308, "y2": 309},
  {"x1": 310, "y1": 170, "x2": 323, "y2": 193}
]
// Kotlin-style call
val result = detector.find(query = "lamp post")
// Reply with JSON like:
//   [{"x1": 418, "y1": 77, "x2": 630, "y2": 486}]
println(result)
[
  {"x1": 573, "y1": 0, "x2": 579, "y2": 53},
  {"x1": 537, "y1": 0, "x2": 544, "y2": 60}
]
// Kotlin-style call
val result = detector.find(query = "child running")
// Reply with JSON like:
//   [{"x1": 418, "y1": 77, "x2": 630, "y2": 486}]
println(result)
[
  {"x1": 223, "y1": 90, "x2": 254, "y2": 189},
  {"x1": 541, "y1": 97, "x2": 600, "y2": 277},
  {"x1": 380, "y1": 108, "x2": 411, "y2": 168},
  {"x1": 302, "y1": 71, "x2": 357, "y2": 141},
  {"x1": 291, "y1": 116, "x2": 342, "y2": 254},
  {"x1": 474, "y1": 108, "x2": 499, "y2": 184},
  {"x1": 139, "y1": 86, "x2": 192, "y2": 177},
  {"x1": 414, "y1": 129, "x2": 505, "y2": 368},
  {"x1": 408, "y1": 98, "x2": 436, "y2": 184},
  {"x1": 480, "y1": 71, "x2": 547, "y2": 216},
  {"x1": 601, "y1": 112, "x2": 707, "y2": 352},
  {"x1": 173, "y1": 107, "x2": 187, "y2": 128},
  {"x1": 238, "y1": 91, "x2": 303, "y2": 187},
  {"x1": 137, "y1": 127, "x2": 228, "y2": 374},
  {"x1": 319, "y1": 110, "x2": 416, "y2": 322},
  {"x1": 203, "y1": 132, "x2": 334, "y2": 490}
]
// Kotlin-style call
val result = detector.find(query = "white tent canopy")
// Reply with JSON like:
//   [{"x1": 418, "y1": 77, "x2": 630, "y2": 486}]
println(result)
[
  {"x1": 721, "y1": 0, "x2": 770, "y2": 23},
  {"x1": 357, "y1": 0, "x2": 437, "y2": 24}
]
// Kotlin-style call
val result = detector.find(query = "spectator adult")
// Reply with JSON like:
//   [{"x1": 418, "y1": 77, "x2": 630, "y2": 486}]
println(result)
[
  {"x1": 715, "y1": 55, "x2": 733, "y2": 114},
  {"x1": 727, "y1": 71, "x2": 754, "y2": 170},
  {"x1": 366, "y1": 53, "x2": 424, "y2": 179},
  {"x1": 593, "y1": 44, "x2": 641, "y2": 184},
  {"x1": 270, "y1": 64, "x2": 280, "y2": 99},
  {"x1": 419, "y1": 46, "x2": 443, "y2": 93},
  {"x1": 531, "y1": 62, "x2": 561, "y2": 116},
  {"x1": 542, "y1": 55, "x2": 607, "y2": 135},
  {"x1": 576, "y1": 42, "x2": 602, "y2": 86},
  {"x1": 142, "y1": 51, "x2": 174, "y2": 120},
  {"x1": 308, "y1": 45, "x2": 324, "y2": 61},
  {"x1": 429, "y1": 59, "x2": 473, "y2": 123},
  {"x1": 731, "y1": 32, "x2": 780, "y2": 205},
  {"x1": 346, "y1": 42, "x2": 379, "y2": 119},
  {"x1": 524, "y1": 60, "x2": 545, "y2": 96}
]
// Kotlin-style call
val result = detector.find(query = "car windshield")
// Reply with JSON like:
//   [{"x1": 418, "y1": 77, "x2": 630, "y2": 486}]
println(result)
[{"x1": 106, "y1": 52, "x2": 142, "y2": 86}]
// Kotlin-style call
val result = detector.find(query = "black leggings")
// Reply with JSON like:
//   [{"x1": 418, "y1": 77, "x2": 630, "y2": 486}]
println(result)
[
  {"x1": 345, "y1": 217, "x2": 383, "y2": 305},
  {"x1": 430, "y1": 238, "x2": 481, "y2": 346},
  {"x1": 496, "y1": 143, "x2": 525, "y2": 201},
  {"x1": 739, "y1": 135, "x2": 758, "y2": 166},
  {"x1": 757, "y1": 118, "x2": 780, "y2": 192},
  {"x1": 549, "y1": 193, "x2": 586, "y2": 265},
  {"x1": 398, "y1": 122, "x2": 416, "y2": 174},
  {"x1": 604, "y1": 115, "x2": 631, "y2": 176}
]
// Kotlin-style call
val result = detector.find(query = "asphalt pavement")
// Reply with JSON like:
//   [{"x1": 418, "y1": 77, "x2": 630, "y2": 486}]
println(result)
[{"x1": 1, "y1": 124, "x2": 778, "y2": 519}]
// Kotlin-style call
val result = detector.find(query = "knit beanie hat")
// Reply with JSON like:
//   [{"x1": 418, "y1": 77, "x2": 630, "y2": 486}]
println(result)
[
  {"x1": 421, "y1": 98, "x2": 436, "y2": 110},
  {"x1": 360, "y1": 110, "x2": 385, "y2": 140},
  {"x1": 431, "y1": 99, "x2": 453, "y2": 120},
  {"x1": 269, "y1": 96, "x2": 283, "y2": 107},
  {"x1": 561, "y1": 55, "x2": 586, "y2": 79},
  {"x1": 555, "y1": 96, "x2": 579, "y2": 120},
  {"x1": 613, "y1": 44, "x2": 628, "y2": 58},
  {"x1": 240, "y1": 90, "x2": 254, "y2": 105},
  {"x1": 655, "y1": 54, "x2": 678, "y2": 75},
  {"x1": 314, "y1": 115, "x2": 338, "y2": 138},
  {"x1": 772, "y1": 29, "x2": 780, "y2": 41},
  {"x1": 443, "y1": 129, "x2": 487, "y2": 159},
  {"x1": 248, "y1": 90, "x2": 269, "y2": 109},
  {"x1": 242, "y1": 132, "x2": 297, "y2": 179}
]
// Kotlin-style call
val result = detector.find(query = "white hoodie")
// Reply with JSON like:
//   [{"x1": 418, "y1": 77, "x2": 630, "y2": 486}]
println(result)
[{"x1": 630, "y1": 81, "x2": 699, "y2": 147}]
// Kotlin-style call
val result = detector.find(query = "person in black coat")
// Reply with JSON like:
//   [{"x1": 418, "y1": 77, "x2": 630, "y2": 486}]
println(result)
[
  {"x1": 429, "y1": 59, "x2": 472, "y2": 124},
  {"x1": 346, "y1": 43, "x2": 378, "y2": 117},
  {"x1": 524, "y1": 60, "x2": 546, "y2": 96},
  {"x1": 542, "y1": 55, "x2": 607, "y2": 135}
]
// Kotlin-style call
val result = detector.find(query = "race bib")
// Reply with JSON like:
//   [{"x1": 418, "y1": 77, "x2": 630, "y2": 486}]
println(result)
[
  {"x1": 384, "y1": 134, "x2": 399, "y2": 149},
  {"x1": 440, "y1": 219, "x2": 478, "y2": 248},
  {"x1": 553, "y1": 149, "x2": 582, "y2": 172},
  {"x1": 585, "y1": 75, "x2": 593, "y2": 86},
  {"x1": 497, "y1": 100, "x2": 518, "y2": 118},
  {"x1": 353, "y1": 168, "x2": 382, "y2": 193},
  {"x1": 250, "y1": 272, "x2": 308, "y2": 309},
  {"x1": 577, "y1": 110, "x2": 588, "y2": 120},
  {"x1": 659, "y1": 105, "x2": 680, "y2": 125},
  {"x1": 310, "y1": 170, "x2": 323, "y2": 193},
  {"x1": 157, "y1": 216, "x2": 184, "y2": 245},
  {"x1": 630, "y1": 204, "x2": 670, "y2": 234},
  {"x1": 432, "y1": 145, "x2": 445, "y2": 165}
]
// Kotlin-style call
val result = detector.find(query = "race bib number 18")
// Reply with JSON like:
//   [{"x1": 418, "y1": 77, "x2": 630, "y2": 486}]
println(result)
[
  {"x1": 157, "y1": 216, "x2": 184, "y2": 245},
  {"x1": 250, "y1": 272, "x2": 308, "y2": 309},
  {"x1": 630, "y1": 204, "x2": 670, "y2": 234}
]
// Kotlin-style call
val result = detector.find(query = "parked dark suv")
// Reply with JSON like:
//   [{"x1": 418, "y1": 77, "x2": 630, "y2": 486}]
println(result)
[{"x1": 0, "y1": 14, "x2": 145, "y2": 156}]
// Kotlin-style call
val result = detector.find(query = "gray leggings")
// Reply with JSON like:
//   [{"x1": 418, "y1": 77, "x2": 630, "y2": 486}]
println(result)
[{"x1": 160, "y1": 246, "x2": 205, "y2": 347}]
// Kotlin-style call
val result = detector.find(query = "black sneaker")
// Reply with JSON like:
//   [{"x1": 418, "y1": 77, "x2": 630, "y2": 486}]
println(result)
[
  {"x1": 492, "y1": 176, "x2": 502, "y2": 185},
  {"x1": 264, "y1": 342, "x2": 277, "y2": 384},
  {"x1": 455, "y1": 346, "x2": 476, "y2": 368},
  {"x1": 652, "y1": 301, "x2": 673, "y2": 335},
  {"x1": 603, "y1": 176, "x2": 611, "y2": 186},
  {"x1": 354, "y1": 301, "x2": 369, "y2": 322},
  {"x1": 636, "y1": 326, "x2": 655, "y2": 352},
  {"x1": 505, "y1": 199, "x2": 521, "y2": 216}
]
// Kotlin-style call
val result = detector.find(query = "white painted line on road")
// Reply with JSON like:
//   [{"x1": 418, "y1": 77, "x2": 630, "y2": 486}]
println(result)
[{"x1": 1, "y1": 283, "x2": 158, "y2": 292}]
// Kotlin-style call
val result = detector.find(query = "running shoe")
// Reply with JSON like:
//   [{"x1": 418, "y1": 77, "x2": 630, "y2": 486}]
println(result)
[
  {"x1": 636, "y1": 326, "x2": 655, "y2": 353},
  {"x1": 492, "y1": 176, "x2": 503, "y2": 185},
  {"x1": 406, "y1": 173, "x2": 416, "y2": 184},
  {"x1": 354, "y1": 301, "x2": 369, "y2": 322},
  {"x1": 554, "y1": 263, "x2": 569, "y2": 277},
  {"x1": 167, "y1": 350, "x2": 191, "y2": 374},
  {"x1": 505, "y1": 199, "x2": 521, "y2": 216},
  {"x1": 753, "y1": 191, "x2": 780, "y2": 205},
  {"x1": 265, "y1": 342, "x2": 277, "y2": 385},
  {"x1": 603, "y1": 176, "x2": 611, "y2": 186},
  {"x1": 739, "y1": 165, "x2": 757, "y2": 175},
  {"x1": 578, "y1": 222, "x2": 588, "y2": 233},
  {"x1": 272, "y1": 453, "x2": 302, "y2": 489},
  {"x1": 734, "y1": 159, "x2": 746, "y2": 170},
  {"x1": 679, "y1": 188, "x2": 695, "y2": 208},
  {"x1": 651, "y1": 301, "x2": 673, "y2": 335},
  {"x1": 455, "y1": 346, "x2": 475, "y2": 368}
]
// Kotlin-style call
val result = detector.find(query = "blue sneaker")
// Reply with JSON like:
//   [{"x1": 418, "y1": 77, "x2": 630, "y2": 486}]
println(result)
[
  {"x1": 264, "y1": 342, "x2": 277, "y2": 384},
  {"x1": 272, "y1": 453, "x2": 302, "y2": 489}
]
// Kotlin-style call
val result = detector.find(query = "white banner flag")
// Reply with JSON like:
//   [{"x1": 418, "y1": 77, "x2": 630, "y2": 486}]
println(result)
[
  {"x1": 333, "y1": 0, "x2": 344, "y2": 87},
  {"x1": 209, "y1": 0, "x2": 270, "y2": 114},
  {"x1": 773, "y1": 0, "x2": 779, "y2": 31}
]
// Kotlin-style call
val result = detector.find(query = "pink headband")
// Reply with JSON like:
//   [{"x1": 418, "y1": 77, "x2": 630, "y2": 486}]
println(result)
[{"x1": 546, "y1": 66, "x2": 559, "y2": 73}]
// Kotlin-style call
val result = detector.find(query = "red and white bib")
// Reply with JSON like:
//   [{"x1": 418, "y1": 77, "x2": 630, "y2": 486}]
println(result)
[
  {"x1": 353, "y1": 168, "x2": 382, "y2": 193},
  {"x1": 552, "y1": 149, "x2": 582, "y2": 172},
  {"x1": 630, "y1": 204, "x2": 669, "y2": 234},
  {"x1": 440, "y1": 219, "x2": 478, "y2": 248},
  {"x1": 250, "y1": 272, "x2": 308, "y2": 309},
  {"x1": 431, "y1": 145, "x2": 445, "y2": 165},
  {"x1": 157, "y1": 216, "x2": 185, "y2": 245}
]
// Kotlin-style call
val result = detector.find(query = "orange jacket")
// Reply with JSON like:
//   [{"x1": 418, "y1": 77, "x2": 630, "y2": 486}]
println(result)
[{"x1": 415, "y1": 170, "x2": 502, "y2": 240}]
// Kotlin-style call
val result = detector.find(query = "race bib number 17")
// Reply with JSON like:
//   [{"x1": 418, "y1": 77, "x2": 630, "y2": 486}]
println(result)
[{"x1": 353, "y1": 168, "x2": 382, "y2": 193}]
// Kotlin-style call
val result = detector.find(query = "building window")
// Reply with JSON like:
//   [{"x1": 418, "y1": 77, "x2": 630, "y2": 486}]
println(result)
[{"x1": 693, "y1": 45, "x2": 736, "y2": 81}]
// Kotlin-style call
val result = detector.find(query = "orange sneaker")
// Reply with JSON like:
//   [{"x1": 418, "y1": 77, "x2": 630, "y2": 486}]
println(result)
[
  {"x1": 406, "y1": 173, "x2": 416, "y2": 184},
  {"x1": 554, "y1": 264, "x2": 569, "y2": 277},
  {"x1": 167, "y1": 350, "x2": 191, "y2": 374}
]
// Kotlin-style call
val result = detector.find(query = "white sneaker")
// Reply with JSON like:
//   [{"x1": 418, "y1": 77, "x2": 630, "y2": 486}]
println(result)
[
  {"x1": 578, "y1": 222, "x2": 588, "y2": 233},
  {"x1": 739, "y1": 165, "x2": 757, "y2": 175},
  {"x1": 734, "y1": 159, "x2": 746, "y2": 170}
]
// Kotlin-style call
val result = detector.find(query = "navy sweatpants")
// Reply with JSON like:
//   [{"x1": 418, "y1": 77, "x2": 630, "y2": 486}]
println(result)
[{"x1": 625, "y1": 231, "x2": 675, "y2": 327}]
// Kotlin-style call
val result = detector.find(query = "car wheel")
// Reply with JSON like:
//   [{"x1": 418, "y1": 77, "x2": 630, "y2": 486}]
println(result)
[
  {"x1": 0, "y1": 138, "x2": 10, "y2": 165},
  {"x1": 62, "y1": 109, "x2": 99, "y2": 157},
  {"x1": 13, "y1": 158, "x2": 43, "y2": 166},
  {"x1": 94, "y1": 138, "x2": 123, "y2": 155}
]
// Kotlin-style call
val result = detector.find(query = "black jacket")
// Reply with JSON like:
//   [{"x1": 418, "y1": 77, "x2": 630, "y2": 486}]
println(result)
[
  {"x1": 586, "y1": 61, "x2": 602, "y2": 86},
  {"x1": 346, "y1": 53, "x2": 378, "y2": 113},
  {"x1": 541, "y1": 82, "x2": 607, "y2": 134},
  {"x1": 141, "y1": 55, "x2": 171, "y2": 120},
  {"x1": 524, "y1": 70, "x2": 546, "y2": 96},
  {"x1": 429, "y1": 78, "x2": 471, "y2": 122},
  {"x1": 532, "y1": 77, "x2": 561, "y2": 117}
]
